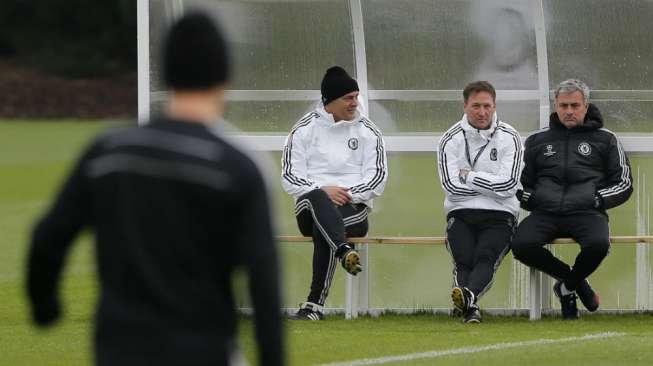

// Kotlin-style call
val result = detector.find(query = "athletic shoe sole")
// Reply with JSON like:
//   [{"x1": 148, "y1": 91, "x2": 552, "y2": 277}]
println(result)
[
  {"x1": 463, "y1": 317, "x2": 481, "y2": 324},
  {"x1": 451, "y1": 287, "x2": 466, "y2": 313},
  {"x1": 463, "y1": 307, "x2": 482, "y2": 323},
  {"x1": 288, "y1": 309, "x2": 324, "y2": 321},
  {"x1": 342, "y1": 250, "x2": 362, "y2": 275},
  {"x1": 288, "y1": 313, "x2": 323, "y2": 321}
]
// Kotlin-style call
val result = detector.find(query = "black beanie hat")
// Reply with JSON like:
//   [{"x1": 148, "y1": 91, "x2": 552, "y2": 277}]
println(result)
[
  {"x1": 321, "y1": 66, "x2": 359, "y2": 105},
  {"x1": 163, "y1": 12, "x2": 230, "y2": 90}
]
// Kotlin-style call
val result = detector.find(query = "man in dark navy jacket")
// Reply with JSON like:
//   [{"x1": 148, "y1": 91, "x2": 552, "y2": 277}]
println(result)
[
  {"x1": 512, "y1": 79, "x2": 632, "y2": 320},
  {"x1": 26, "y1": 12, "x2": 283, "y2": 365}
]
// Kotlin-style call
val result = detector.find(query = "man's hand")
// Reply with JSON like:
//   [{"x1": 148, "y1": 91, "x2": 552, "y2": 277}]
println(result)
[
  {"x1": 321, "y1": 186, "x2": 352, "y2": 206},
  {"x1": 458, "y1": 169, "x2": 470, "y2": 184},
  {"x1": 594, "y1": 194, "x2": 603, "y2": 209}
]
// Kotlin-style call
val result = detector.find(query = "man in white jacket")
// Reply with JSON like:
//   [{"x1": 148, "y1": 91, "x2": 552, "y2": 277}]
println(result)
[
  {"x1": 281, "y1": 66, "x2": 388, "y2": 320},
  {"x1": 437, "y1": 81, "x2": 523, "y2": 323}
]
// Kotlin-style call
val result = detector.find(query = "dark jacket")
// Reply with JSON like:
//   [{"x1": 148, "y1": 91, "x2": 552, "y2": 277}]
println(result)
[
  {"x1": 27, "y1": 117, "x2": 283, "y2": 366},
  {"x1": 517, "y1": 104, "x2": 632, "y2": 215}
]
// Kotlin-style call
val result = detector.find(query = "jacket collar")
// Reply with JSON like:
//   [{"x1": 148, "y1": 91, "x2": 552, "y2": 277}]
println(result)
[
  {"x1": 460, "y1": 112, "x2": 499, "y2": 140},
  {"x1": 315, "y1": 106, "x2": 361, "y2": 127},
  {"x1": 549, "y1": 103, "x2": 604, "y2": 131}
]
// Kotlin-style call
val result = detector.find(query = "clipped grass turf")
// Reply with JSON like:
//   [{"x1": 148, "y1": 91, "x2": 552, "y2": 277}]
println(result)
[
  {"x1": 235, "y1": 314, "x2": 653, "y2": 366},
  {"x1": 1, "y1": 120, "x2": 653, "y2": 365}
]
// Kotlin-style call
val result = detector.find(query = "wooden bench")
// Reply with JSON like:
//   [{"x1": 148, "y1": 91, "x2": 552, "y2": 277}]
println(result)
[{"x1": 277, "y1": 235, "x2": 653, "y2": 320}]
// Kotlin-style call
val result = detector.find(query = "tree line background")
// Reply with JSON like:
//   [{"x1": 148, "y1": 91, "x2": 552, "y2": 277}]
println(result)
[{"x1": 0, "y1": 0, "x2": 137, "y2": 118}]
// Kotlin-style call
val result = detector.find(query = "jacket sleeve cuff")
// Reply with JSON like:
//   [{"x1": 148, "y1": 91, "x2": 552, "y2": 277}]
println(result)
[
  {"x1": 517, "y1": 188, "x2": 535, "y2": 210},
  {"x1": 293, "y1": 184, "x2": 320, "y2": 199},
  {"x1": 464, "y1": 171, "x2": 475, "y2": 188}
]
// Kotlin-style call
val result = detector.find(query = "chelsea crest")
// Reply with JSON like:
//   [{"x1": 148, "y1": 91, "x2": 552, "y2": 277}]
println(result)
[
  {"x1": 578, "y1": 142, "x2": 591, "y2": 156},
  {"x1": 489, "y1": 148, "x2": 498, "y2": 161},
  {"x1": 348, "y1": 138, "x2": 359, "y2": 150}
]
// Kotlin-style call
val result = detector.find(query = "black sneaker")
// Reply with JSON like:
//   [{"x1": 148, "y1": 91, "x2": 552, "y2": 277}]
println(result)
[
  {"x1": 452, "y1": 287, "x2": 475, "y2": 313},
  {"x1": 463, "y1": 304, "x2": 482, "y2": 323},
  {"x1": 288, "y1": 302, "x2": 324, "y2": 321},
  {"x1": 336, "y1": 244, "x2": 362, "y2": 275},
  {"x1": 553, "y1": 281, "x2": 579, "y2": 320},
  {"x1": 576, "y1": 279, "x2": 600, "y2": 312}
]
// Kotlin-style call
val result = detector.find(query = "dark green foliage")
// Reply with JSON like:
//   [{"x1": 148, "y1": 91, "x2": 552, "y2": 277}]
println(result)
[{"x1": 0, "y1": 0, "x2": 135, "y2": 78}]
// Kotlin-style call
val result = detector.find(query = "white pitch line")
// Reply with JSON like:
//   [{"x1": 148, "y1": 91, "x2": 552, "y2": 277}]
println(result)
[{"x1": 317, "y1": 332, "x2": 626, "y2": 366}]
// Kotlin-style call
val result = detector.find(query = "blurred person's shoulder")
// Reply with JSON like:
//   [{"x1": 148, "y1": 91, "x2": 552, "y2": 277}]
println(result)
[
  {"x1": 209, "y1": 121, "x2": 277, "y2": 193},
  {"x1": 91, "y1": 116, "x2": 223, "y2": 157},
  {"x1": 89, "y1": 117, "x2": 265, "y2": 194},
  {"x1": 87, "y1": 116, "x2": 259, "y2": 174},
  {"x1": 75, "y1": 123, "x2": 138, "y2": 159}
]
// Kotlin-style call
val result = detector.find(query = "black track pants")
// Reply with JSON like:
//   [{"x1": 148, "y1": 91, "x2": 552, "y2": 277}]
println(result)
[
  {"x1": 445, "y1": 209, "x2": 515, "y2": 298},
  {"x1": 295, "y1": 189, "x2": 368, "y2": 305},
  {"x1": 511, "y1": 212, "x2": 610, "y2": 291}
]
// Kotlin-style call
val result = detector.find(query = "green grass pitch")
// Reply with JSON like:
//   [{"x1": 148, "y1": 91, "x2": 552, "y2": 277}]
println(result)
[{"x1": 1, "y1": 120, "x2": 653, "y2": 365}]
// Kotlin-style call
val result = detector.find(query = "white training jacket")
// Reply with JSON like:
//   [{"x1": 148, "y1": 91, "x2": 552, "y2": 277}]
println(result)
[
  {"x1": 437, "y1": 113, "x2": 523, "y2": 217},
  {"x1": 281, "y1": 106, "x2": 388, "y2": 208}
]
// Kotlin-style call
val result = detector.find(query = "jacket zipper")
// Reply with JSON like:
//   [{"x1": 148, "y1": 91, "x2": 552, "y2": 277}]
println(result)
[{"x1": 559, "y1": 130, "x2": 570, "y2": 212}]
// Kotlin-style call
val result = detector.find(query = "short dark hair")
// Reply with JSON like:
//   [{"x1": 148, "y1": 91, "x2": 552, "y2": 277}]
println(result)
[{"x1": 463, "y1": 81, "x2": 496, "y2": 103}]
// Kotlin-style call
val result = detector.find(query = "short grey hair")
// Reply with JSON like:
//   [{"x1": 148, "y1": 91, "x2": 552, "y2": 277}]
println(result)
[{"x1": 555, "y1": 79, "x2": 590, "y2": 104}]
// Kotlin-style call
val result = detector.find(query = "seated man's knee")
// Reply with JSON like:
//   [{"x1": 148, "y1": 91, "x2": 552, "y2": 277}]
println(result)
[
  {"x1": 510, "y1": 239, "x2": 545, "y2": 265},
  {"x1": 582, "y1": 239, "x2": 610, "y2": 258},
  {"x1": 346, "y1": 221, "x2": 368, "y2": 238},
  {"x1": 510, "y1": 236, "x2": 530, "y2": 260},
  {"x1": 298, "y1": 224, "x2": 313, "y2": 237},
  {"x1": 474, "y1": 249, "x2": 502, "y2": 266}
]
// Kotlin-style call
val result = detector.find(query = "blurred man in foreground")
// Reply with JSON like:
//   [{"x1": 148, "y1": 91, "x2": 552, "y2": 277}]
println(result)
[{"x1": 27, "y1": 12, "x2": 283, "y2": 365}]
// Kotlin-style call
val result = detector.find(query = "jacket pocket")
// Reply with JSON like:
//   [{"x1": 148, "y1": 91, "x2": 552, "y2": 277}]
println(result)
[
  {"x1": 564, "y1": 182, "x2": 596, "y2": 211},
  {"x1": 532, "y1": 180, "x2": 563, "y2": 212}
]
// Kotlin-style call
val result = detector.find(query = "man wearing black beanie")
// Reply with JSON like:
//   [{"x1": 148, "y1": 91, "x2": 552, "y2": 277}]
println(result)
[
  {"x1": 281, "y1": 66, "x2": 388, "y2": 320},
  {"x1": 27, "y1": 12, "x2": 283, "y2": 366}
]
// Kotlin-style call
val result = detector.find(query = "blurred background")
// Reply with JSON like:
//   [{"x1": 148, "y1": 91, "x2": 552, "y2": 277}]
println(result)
[
  {"x1": 1, "y1": 2, "x2": 136, "y2": 363},
  {"x1": 1, "y1": 1, "x2": 653, "y2": 363},
  {"x1": 0, "y1": 0, "x2": 136, "y2": 119}
]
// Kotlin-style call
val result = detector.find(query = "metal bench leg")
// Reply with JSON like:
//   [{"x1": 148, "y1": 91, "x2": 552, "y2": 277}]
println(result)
[
  {"x1": 359, "y1": 243, "x2": 369, "y2": 316},
  {"x1": 541, "y1": 245, "x2": 553, "y2": 313},
  {"x1": 636, "y1": 242, "x2": 650, "y2": 310},
  {"x1": 345, "y1": 275, "x2": 353, "y2": 319},
  {"x1": 529, "y1": 267, "x2": 542, "y2": 320}
]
